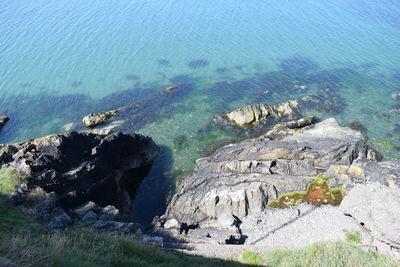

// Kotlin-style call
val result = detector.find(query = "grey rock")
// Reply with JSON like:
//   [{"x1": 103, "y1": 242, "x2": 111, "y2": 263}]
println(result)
[
  {"x1": 186, "y1": 228, "x2": 243, "y2": 245},
  {"x1": 0, "y1": 116, "x2": 9, "y2": 129},
  {"x1": 163, "y1": 218, "x2": 181, "y2": 230},
  {"x1": 165, "y1": 118, "x2": 378, "y2": 228},
  {"x1": 48, "y1": 210, "x2": 72, "y2": 229},
  {"x1": 340, "y1": 183, "x2": 400, "y2": 258},
  {"x1": 82, "y1": 109, "x2": 119, "y2": 128},
  {"x1": 217, "y1": 213, "x2": 237, "y2": 232},
  {"x1": 225, "y1": 100, "x2": 299, "y2": 128},
  {"x1": 73, "y1": 201, "x2": 98, "y2": 218},
  {"x1": 82, "y1": 211, "x2": 98, "y2": 223}
]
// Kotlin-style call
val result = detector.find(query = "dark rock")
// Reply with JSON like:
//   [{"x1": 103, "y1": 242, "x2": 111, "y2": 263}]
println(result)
[
  {"x1": 0, "y1": 131, "x2": 159, "y2": 224},
  {"x1": 48, "y1": 210, "x2": 72, "y2": 229},
  {"x1": 0, "y1": 116, "x2": 9, "y2": 129},
  {"x1": 82, "y1": 211, "x2": 98, "y2": 223},
  {"x1": 99, "y1": 205, "x2": 120, "y2": 221}
]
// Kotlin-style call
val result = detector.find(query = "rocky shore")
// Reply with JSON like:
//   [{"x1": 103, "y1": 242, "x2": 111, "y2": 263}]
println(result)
[
  {"x1": 154, "y1": 117, "x2": 400, "y2": 259},
  {"x1": 0, "y1": 95, "x2": 399, "y2": 262}
]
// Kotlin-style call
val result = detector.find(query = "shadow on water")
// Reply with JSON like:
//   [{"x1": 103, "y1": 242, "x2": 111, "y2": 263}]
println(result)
[{"x1": 132, "y1": 145, "x2": 175, "y2": 227}]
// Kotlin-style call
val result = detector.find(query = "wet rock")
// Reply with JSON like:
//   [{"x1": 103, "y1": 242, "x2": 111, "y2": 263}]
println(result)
[
  {"x1": 340, "y1": 183, "x2": 400, "y2": 258},
  {"x1": 125, "y1": 222, "x2": 143, "y2": 234},
  {"x1": 164, "y1": 218, "x2": 181, "y2": 230},
  {"x1": 48, "y1": 210, "x2": 72, "y2": 229},
  {"x1": 0, "y1": 116, "x2": 9, "y2": 129},
  {"x1": 82, "y1": 109, "x2": 119, "y2": 128},
  {"x1": 0, "y1": 131, "x2": 159, "y2": 225}
]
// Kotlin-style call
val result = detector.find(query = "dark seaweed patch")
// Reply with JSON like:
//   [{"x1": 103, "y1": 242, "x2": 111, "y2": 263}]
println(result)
[
  {"x1": 278, "y1": 56, "x2": 319, "y2": 74},
  {"x1": 125, "y1": 74, "x2": 140, "y2": 81},
  {"x1": 169, "y1": 74, "x2": 193, "y2": 84},
  {"x1": 215, "y1": 67, "x2": 228, "y2": 74},
  {"x1": 360, "y1": 62, "x2": 379, "y2": 69},
  {"x1": 157, "y1": 59, "x2": 171, "y2": 66},
  {"x1": 187, "y1": 59, "x2": 210, "y2": 69},
  {"x1": 348, "y1": 121, "x2": 367, "y2": 133},
  {"x1": 70, "y1": 81, "x2": 82, "y2": 88}
]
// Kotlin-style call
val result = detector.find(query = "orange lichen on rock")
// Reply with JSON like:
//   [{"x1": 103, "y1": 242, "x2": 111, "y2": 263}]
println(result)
[{"x1": 267, "y1": 177, "x2": 344, "y2": 208}]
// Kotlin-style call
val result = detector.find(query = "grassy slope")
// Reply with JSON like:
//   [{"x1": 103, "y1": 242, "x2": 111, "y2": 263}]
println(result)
[
  {"x1": 239, "y1": 241, "x2": 400, "y2": 267},
  {"x1": 0, "y1": 200, "x2": 242, "y2": 267}
]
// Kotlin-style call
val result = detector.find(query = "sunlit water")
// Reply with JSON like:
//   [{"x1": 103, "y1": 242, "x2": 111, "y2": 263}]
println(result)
[{"x1": 1, "y1": 0, "x2": 399, "y2": 225}]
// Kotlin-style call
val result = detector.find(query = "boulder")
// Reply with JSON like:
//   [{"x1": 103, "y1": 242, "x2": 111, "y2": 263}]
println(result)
[
  {"x1": 224, "y1": 100, "x2": 299, "y2": 128},
  {"x1": 82, "y1": 109, "x2": 119, "y2": 128},
  {"x1": 226, "y1": 104, "x2": 270, "y2": 127},
  {"x1": 163, "y1": 218, "x2": 181, "y2": 230},
  {"x1": 82, "y1": 211, "x2": 98, "y2": 223},
  {"x1": 0, "y1": 131, "x2": 159, "y2": 224},
  {"x1": 0, "y1": 116, "x2": 9, "y2": 129},
  {"x1": 48, "y1": 210, "x2": 72, "y2": 229}
]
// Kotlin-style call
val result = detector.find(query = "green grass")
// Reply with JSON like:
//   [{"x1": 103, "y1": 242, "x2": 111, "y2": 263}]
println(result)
[
  {"x1": 0, "y1": 168, "x2": 26, "y2": 194},
  {"x1": 345, "y1": 230, "x2": 362, "y2": 244},
  {"x1": 0, "y1": 200, "x2": 243, "y2": 267},
  {"x1": 239, "y1": 242, "x2": 400, "y2": 267}
]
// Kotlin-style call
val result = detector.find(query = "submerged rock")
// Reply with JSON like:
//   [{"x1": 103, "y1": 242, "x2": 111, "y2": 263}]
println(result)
[
  {"x1": 0, "y1": 131, "x2": 159, "y2": 225},
  {"x1": 82, "y1": 109, "x2": 119, "y2": 128},
  {"x1": 0, "y1": 116, "x2": 9, "y2": 129}
]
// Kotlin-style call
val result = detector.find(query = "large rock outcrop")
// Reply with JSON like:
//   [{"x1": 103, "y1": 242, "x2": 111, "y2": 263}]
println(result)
[
  {"x1": 0, "y1": 132, "x2": 159, "y2": 223},
  {"x1": 160, "y1": 117, "x2": 400, "y2": 257},
  {"x1": 164, "y1": 118, "x2": 380, "y2": 226}
]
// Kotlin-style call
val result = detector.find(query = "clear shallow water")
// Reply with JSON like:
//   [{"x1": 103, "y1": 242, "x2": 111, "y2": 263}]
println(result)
[{"x1": 1, "y1": 0, "x2": 400, "y2": 225}]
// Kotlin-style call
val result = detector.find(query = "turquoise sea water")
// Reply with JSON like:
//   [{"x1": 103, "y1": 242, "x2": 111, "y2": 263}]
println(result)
[{"x1": 1, "y1": 0, "x2": 400, "y2": 224}]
